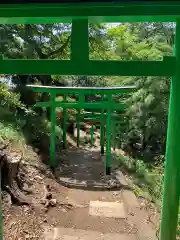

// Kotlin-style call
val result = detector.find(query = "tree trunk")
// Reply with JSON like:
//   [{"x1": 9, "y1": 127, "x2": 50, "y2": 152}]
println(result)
[{"x1": 0, "y1": 147, "x2": 31, "y2": 205}]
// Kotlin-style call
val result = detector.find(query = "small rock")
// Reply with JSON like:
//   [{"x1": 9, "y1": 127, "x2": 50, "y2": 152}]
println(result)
[
  {"x1": 34, "y1": 148, "x2": 39, "y2": 153},
  {"x1": 9, "y1": 222, "x2": 16, "y2": 229},
  {"x1": 3, "y1": 192, "x2": 12, "y2": 206},
  {"x1": 49, "y1": 199, "x2": 57, "y2": 207},
  {"x1": 23, "y1": 205, "x2": 30, "y2": 212},
  {"x1": 107, "y1": 179, "x2": 119, "y2": 188},
  {"x1": 129, "y1": 211, "x2": 135, "y2": 216},
  {"x1": 44, "y1": 207, "x2": 48, "y2": 213},
  {"x1": 61, "y1": 208, "x2": 67, "y2": 212},
  {"x1": 25, "y1": 234, "x2": 30, "y2": 239},
  {"x1": 46, "y1": 185, "x2": 51, "y2": 191},
  {"x1": 23, "y1": 183, "x2": 34, "y2": 194},
  {"x1": 140, "y1": 202, "x2": 145, "y2": 208},
  {"x1": 40, "y1": 198, "x2": 47, "y2": 205},
  {"x1": 46, "y1": 192, "x2": 52, "y2": 200},
  {"x1": 112, "y1": 192, "x2": 119, "y2": 196},
  {"x1": 74, "y1": 204, "x2": 84, "y2": 208},
  {"x1": 35, "y1": 175, "x2": 43, "y2": 180}
]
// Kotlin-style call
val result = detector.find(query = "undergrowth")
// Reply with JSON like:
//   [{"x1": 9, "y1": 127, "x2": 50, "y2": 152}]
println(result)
[
  {"x1": 117, "y1": 153, "x2": 180, "y2": 239},
  {"x1": 0, "y1": 82, "x2": 63, "y2": 155},
  {"x1": 117, "y1": 154, "x2": 164, "y2": 205}
]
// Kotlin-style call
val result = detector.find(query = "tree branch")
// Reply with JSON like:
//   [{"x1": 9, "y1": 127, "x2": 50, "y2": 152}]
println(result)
[
  {"x1": 47, "y1": 35, "x2": 70, "y2": 58},
  {"x1": 11, "y1": 25, "x2": 70, "y2": 59}
]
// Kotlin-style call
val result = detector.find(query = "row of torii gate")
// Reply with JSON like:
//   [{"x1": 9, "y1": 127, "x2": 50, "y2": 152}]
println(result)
[
  {"x1": 0, "y1": 1, "x2": 180, "y2": 240},
  {"x1": 27, "y1": 85, "x2": 134, "y2": 175}
]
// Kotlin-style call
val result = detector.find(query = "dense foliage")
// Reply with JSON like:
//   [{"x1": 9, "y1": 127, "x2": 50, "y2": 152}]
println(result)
[{"x1": 108, "y1": 23, "x2": 174, "y2": 162}]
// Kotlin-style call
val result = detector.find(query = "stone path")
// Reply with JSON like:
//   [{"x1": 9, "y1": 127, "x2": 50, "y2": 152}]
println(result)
[
  {"x1": 44, "y1": 227, "x2": 137, "y2": 240},
  {"x1": 44, "y1": 144, "x2": 158, "y2": 240}
]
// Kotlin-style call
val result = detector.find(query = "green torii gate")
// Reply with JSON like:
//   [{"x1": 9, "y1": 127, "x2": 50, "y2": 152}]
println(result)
[
  {"x1": 77, "y1": 110, "x2": 126, "y2": 150},
  {"x1": 0, "y1": 1, "x2": 180, "y2": 240},
  {"x1": 27, "y1": 85, "x2": 134, "y2": 175}
]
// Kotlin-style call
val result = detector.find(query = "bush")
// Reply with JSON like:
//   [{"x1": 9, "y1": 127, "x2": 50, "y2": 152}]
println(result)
[
  {"x1": 118, "y1": 154, "x2": 164, "y2": 203},
  {"x1": 0, "y1": 82, "x2": 63, "y2": 153}
]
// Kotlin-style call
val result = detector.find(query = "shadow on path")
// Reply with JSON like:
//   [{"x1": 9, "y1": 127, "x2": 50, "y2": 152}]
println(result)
[{"x1": 54, "y1": 147, "x2": 131, "y2": 191}]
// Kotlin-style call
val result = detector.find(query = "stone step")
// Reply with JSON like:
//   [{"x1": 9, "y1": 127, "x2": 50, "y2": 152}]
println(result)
[
  {"x1": 89, "y1": 200, "x2": 126, "y2": 218},
  {"x1": 44, "y1": 227, "x2": 137, "y2": 240}
]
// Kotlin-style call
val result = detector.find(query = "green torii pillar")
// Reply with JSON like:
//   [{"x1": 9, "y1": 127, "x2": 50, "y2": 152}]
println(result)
[{"x1": 160, "y1": 20, "x2": 180, "y2": 240}]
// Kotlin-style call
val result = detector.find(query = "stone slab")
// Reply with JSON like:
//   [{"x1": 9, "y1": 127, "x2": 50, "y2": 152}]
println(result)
[
  {"x1": 89, "y1": 200, "x2": 126, "y2": 218},
  {"x1": 44, "y1": 227, "x2": 137, "y2": 240}
]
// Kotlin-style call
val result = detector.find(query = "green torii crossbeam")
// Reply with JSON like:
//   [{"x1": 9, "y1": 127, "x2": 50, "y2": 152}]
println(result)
[{"x1": 0, "y1": 1, "x2": 180, "y2": 240}]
